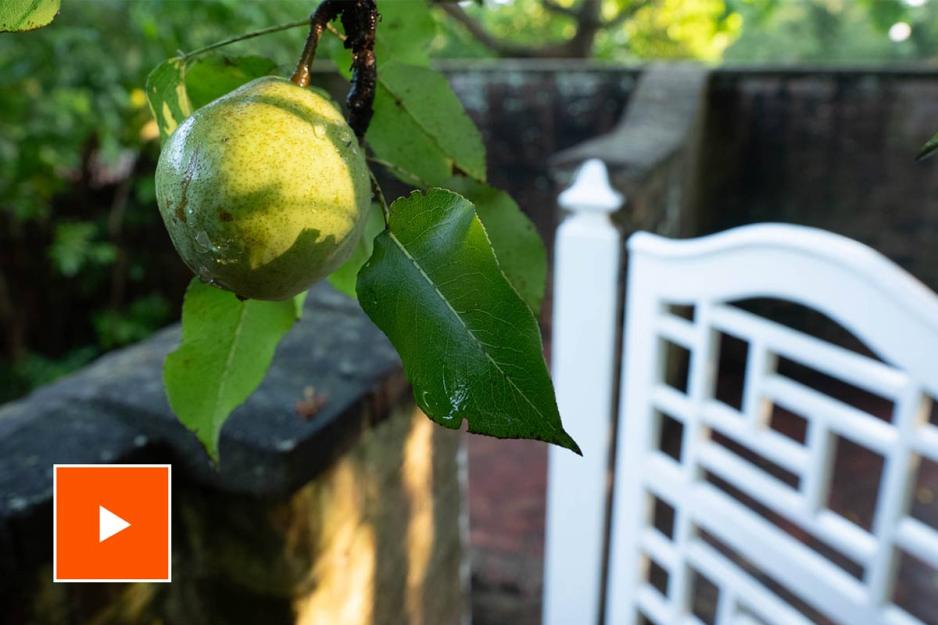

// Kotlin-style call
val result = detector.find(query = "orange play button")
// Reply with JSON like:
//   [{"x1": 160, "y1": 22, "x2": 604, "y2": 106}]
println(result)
[{"x1": 53, "y1": 464, "x2": 171, "y2": 582}]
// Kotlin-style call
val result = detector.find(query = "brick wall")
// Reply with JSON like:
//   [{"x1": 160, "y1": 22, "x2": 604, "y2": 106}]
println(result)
[{"x1": 697, "y1": 68, "x2": 938, "y2": 291}]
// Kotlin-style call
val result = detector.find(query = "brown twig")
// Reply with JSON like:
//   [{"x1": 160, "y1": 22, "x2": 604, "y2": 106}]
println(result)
[
  {"x1": 369, "y1": 169, "x2": 390, "y2": 225},
  {"x1": 291, "y1": 0, "x2": 378, "y2": 138},
  {"x1": 180, "y1": 20, "x2": 310, "y2": 61}
]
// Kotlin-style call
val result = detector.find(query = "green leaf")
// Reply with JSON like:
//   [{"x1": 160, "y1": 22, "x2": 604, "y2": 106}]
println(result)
[
  {"x1": 146, "y1": 53, "x2": 278, "y2": 143},
  {"x1": 374, "y1": 0, "x2": 436, "y2": 67},
  {"x1": 185, "y1": 54, "x2": 278, "y2": 110},
  {"x1": 327, "y1": 17, "x2": 482, "y2": 186},
  {"x1": 367, "y1": 81, "x2": 453, "y2": 186},
  {"x1": 294, "y1": 290, "x2": 309, "y2": 319},
  {"x1": 327, "y1": 0, "x2": 434, "y2": 71},
  {"x1": 445, "y1": 177, "x2": 546, "y2": 313},
  {"x1": 356, "y1": 189, "x2": 579, "y2": 453},
  {"x1": 916, "y1": 130, "x2": 938, "y2": 162},
  {"x1": 164, "y1": 279, "x2": 300, "y2": 460},
  {"x1": 0, "y1": 0, "x2": 60, "y2": 32},
  {"x1": 145, "y1": 58, "x2": 192, "y2": 144},
  {"x1": 328, "y1": 202, "x2": 386, "y2": 299},
  {"x1": 367, "y1": 62, "x2": 487, "y2": 186}
]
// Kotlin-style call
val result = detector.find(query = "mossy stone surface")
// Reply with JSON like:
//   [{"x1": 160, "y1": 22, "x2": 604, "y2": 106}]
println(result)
[{"x1": 156, "y1": 76, "x2": 371, "y2": 300}]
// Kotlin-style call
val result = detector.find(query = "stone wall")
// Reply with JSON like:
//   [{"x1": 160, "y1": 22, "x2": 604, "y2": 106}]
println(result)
[
  {"x1": 696, "y1": 67, "x2": 938, "y2": 291},
  {"x1": 442, "y1": 61, "x2": 639, "y2": 240},
  {"x1": 541, "y1": 64, "x2": 938, "y2": 352},
  {"x1": 0, "y1": 285, "x2": 466, "y2": 625}
]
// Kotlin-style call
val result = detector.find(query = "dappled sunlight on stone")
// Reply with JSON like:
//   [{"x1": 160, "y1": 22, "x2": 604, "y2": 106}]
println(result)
[
  {"x1": 292, "y1": 460, "x2": 376, "y2": 625},
  {"x1": 403, "y1": 411, "x2": 435, "y2": 625}
]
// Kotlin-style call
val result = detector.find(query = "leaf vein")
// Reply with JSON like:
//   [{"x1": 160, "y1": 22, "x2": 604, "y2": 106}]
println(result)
[{"x1": 387, "y1": 230, "x2": 559, "y2": 435}]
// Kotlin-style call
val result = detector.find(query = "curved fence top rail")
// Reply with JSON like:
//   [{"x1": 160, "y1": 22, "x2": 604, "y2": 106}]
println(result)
[{"x1": 629, "y1": 223, "x2": 938, "y2": 393}]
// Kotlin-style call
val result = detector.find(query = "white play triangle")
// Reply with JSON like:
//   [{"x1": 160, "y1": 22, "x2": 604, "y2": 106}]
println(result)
[{"x1": 99, "y1": 505, "x2": 131, "y2": 543}]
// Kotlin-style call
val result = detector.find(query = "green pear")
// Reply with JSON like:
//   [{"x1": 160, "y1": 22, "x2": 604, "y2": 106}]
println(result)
[{"x1": 155, "y1": 76, "x2": 371, "y2": 300}]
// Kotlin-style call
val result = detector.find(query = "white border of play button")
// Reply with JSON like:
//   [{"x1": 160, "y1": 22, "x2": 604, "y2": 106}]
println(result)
[{"x1": 52, "y1": 463, "x2": 172, "y2": 583}]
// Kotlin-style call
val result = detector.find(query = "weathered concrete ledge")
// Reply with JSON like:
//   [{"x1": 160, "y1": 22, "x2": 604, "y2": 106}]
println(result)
[
  {"x1": 0, "y1": 284, "x2": 402, "y2": 508},
  {"x1": 551, "y1": 62, "x2": 710, "y2": 236},
  {"x1": 0, "y1": 283, "x2": 466, "y2": 625}
]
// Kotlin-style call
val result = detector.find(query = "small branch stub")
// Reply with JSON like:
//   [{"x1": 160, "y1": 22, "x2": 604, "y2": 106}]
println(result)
[{"x1": 291, "y1": 0, "x2": 378, "y2": 138}]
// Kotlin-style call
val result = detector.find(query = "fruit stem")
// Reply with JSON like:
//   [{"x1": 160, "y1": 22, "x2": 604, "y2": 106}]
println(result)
[
  {"x1": 180, "y1": 20, "x2": 309, "y2": 61},
  {"x1": 290, "y1": 1, "x2": 343, "y2": 87},
  {"x1": 369, "y1": 171, "x2": 390, "y2": 226},
  {"x1": 366, "y1": 156, "x2": 424, "y2": 188}
]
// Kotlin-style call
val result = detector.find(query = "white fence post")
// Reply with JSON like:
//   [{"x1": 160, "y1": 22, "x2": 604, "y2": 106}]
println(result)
[{"x1": 543, "y1": 159, "x2": 625, "y2": 625}]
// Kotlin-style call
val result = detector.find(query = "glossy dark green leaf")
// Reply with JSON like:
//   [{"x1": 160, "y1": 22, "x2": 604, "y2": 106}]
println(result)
[
  {"x1": 164, "y1": 279, "x2": 300, "y2": 460},
  {"x1": 327, "y1": 14, "x2": 481, "y2": 186},
  {"x1": 375, "y1": 0, "x2": 436, "y2": 67},
  {"x1": 328, "y1": 201, "x2": 386, "y2": 299},
  {"x1": 445, "y1": 177, "x2": 546, "y2": 313},
  {"x1": 916, "y1": 130, "x2": 938, "y2": 162},
  {"x1": 185, "y1": 54, "x2": 278, "y2": 110},
  {"x1": 0, "y1": 0, "x2": 60, "y2": 32},
  {"x1": 368, "y1": 62, "x2": 487, "y2": 185},
  {"x1": 356, "y1": 189, "x2": 579, "y2": 453},
  {"x1": 367, "y1": 81, "x2": 454, "y2": 186}
]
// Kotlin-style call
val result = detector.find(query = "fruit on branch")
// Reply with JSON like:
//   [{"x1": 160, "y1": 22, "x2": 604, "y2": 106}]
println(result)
[{"x1": 155, "y1": 76, "x2": 371, "y2": 300}]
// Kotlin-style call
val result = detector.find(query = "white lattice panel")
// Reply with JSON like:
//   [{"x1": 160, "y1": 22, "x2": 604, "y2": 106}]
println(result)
[{"x1": 606, "y1": 225, "x2": 938, "y2": 625}]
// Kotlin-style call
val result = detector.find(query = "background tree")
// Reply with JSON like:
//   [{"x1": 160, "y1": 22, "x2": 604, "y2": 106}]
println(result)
[
  {"x1": 434, "y1": 0, "x2": 743, "y2": 60},
  {"x1": 727, "y1": 0, "x2": 938, "y2": 63},
  {"x1": 433, "y1": 0, "x2": 938, "y2": 62}
]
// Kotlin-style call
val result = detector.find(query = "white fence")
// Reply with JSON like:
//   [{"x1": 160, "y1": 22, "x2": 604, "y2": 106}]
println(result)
[{"x1": 543, "y1": 160, "x2": 938, "y2": 625}]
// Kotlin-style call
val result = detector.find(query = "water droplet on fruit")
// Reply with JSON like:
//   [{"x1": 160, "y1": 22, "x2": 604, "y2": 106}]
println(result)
[
  {"x1": 194, "y1": 230, "x2": 211, "y2": 250},
  {"x1": 313, "y1": 124, "x2": 326, "y2": 138},
  {"x1": 194, "y1": 262, "x2": 213, "y2": 283}
]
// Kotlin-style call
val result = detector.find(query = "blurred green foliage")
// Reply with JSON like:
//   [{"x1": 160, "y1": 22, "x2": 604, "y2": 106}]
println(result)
[
  {"x1": 49, "y1": 221, "x2": 116, "y2": 277},
  {"x1": 436, "y1": 0, "x2": 938, "y2": 62},
  {"x1": 0, "y1": 0, "x2": 312, "y2": 401},
  {"x1": 727, "y1": 0, "x2": 938, "y2": 63},
  {"x1": 1, "y1": 0, "x2": 308, "y2": 222}
]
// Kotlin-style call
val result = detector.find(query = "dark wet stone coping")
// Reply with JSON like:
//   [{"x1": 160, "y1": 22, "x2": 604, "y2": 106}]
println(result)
[{"x1": 0, "y1": 283, "x2": 404, "y2": 521}]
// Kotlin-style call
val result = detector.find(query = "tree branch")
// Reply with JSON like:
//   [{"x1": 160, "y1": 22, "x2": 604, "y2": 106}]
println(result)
[
  {"x1": 542, "y1": 0, "x2": 578, "y2": 18},
  {"x1": 436, "y1": 0, "x2": 654, "y2": 58},
  {"x1": 438, "y1": 3, "x2": 544, "y2": 57},
  {"x1": 180, "y1": 19, "x2": 309, "y2": 60}
]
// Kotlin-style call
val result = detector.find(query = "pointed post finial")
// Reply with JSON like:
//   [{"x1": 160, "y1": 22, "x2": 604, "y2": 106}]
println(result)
[{"x1": 557, "y1": 159, "x2": 624, "y2": 214}]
